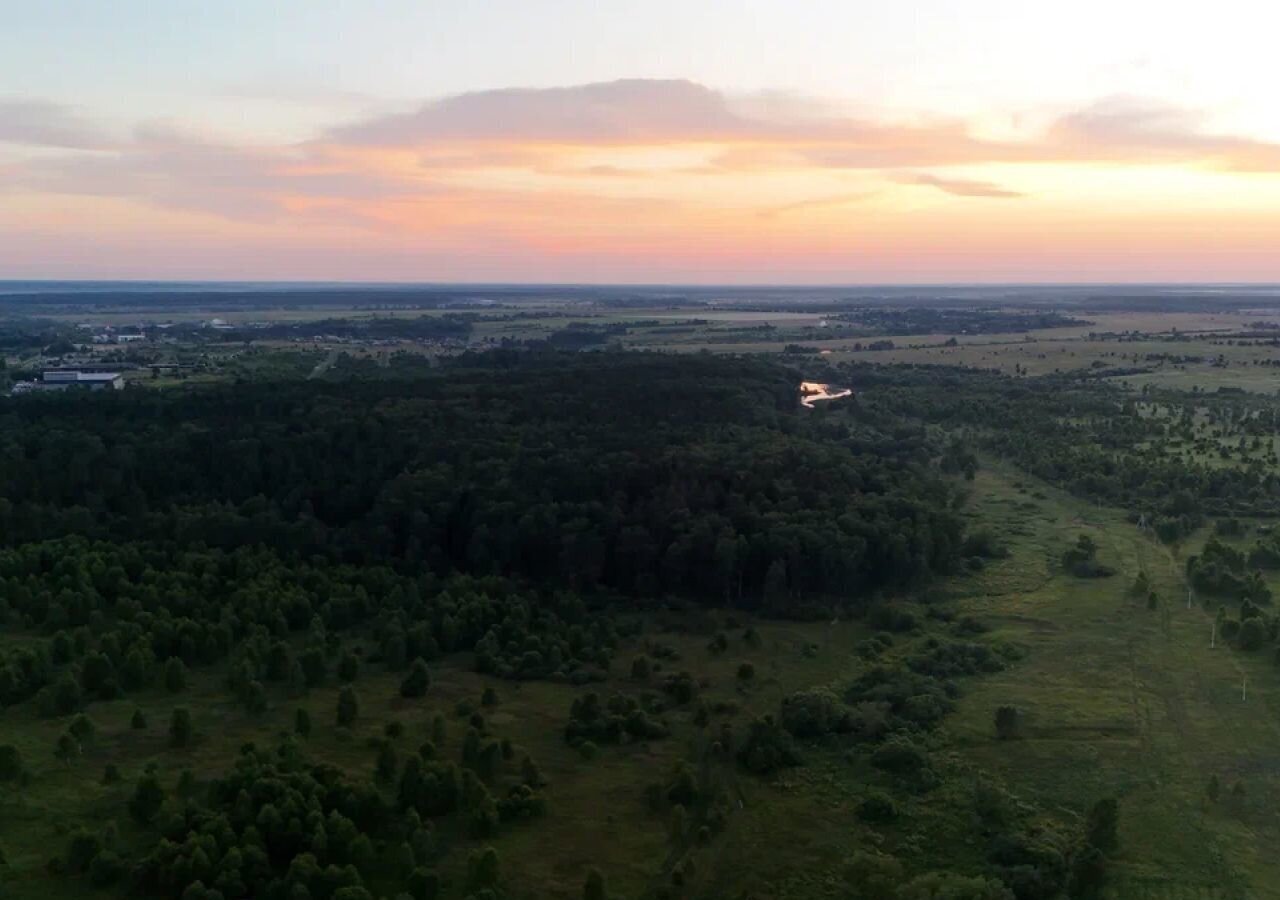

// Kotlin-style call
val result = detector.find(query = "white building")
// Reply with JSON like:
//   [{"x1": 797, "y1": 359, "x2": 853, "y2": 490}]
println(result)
[{"x1": 41, "y1": 371, "x2": 125, "y2": 391}]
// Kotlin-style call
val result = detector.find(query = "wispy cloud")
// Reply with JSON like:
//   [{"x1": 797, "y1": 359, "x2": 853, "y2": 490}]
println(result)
[
  {"x1": 325, "y1": 80, "x2": 1280, "y2": 175},
  {"x1": 1047, "y1": 95, "x2": 1280, "y2": 171},
  {"x1": 895, "y1": 172, "x2": 1024, "y2": 198},
  {"x1": 0, "y1": 98, "x2": 113, "y2": 149},
  {"x1": 8, "y1": 80, "x2": 1280, "y2": 239},
  {"x1": 329, "y1": 79, "x2": 753, "y2": 144},
  {"x1": 757, "y1": 192, "x2": 880, "y2": 218}
]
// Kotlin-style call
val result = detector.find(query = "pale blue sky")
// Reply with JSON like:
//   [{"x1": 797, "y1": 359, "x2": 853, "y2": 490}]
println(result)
[{"x1": 5, "y1": 0, "x2": 1274, "y2": 140}]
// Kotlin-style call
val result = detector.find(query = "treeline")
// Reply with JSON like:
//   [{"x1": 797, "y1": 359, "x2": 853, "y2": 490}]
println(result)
[
  {"x1": 219, "y1": 315, "x2": 474, "y2": 343},
  {"x1": 0, "y1": 353, "x2": 968, "y2": 611},
  {"x1": 832, "y1": 308, "x2": 1090, "y2": 336},
  {"x1": 832, "y1": 362, "x2": 1280, "y2": 535}
]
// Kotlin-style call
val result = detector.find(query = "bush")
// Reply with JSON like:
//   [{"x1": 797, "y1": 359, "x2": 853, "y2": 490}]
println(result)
[
  {"x1": 737, "y1": 716, "x2": 800, "y2": 774},
  {"x1": 843, "y1": 850, "x2": 904, "y2": 900},
  {"x1": 900, "y1": 872, "x2": 1015, "y2": 899},
  {"x1": 870, "y1": 735, "x2": 929, "y2": 776},
  {"x1": 780, "y1": 689, "x2": 847, "y2": 737},
  {"x1": 857, "y1": 790, "x2": 899, "y2": 823}
]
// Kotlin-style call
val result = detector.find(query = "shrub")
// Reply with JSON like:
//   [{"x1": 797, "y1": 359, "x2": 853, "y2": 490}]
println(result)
[
  {"x1": 737, "y1": 716, "x2": 801, "y2": 774},
  {"x1": 780, "y1": 689, "x2": 847, "y2": 738},
  {"x1": 857, "y1": 790, "x2": 899, "y2": 824},
  {"x1": 870, "y1": 735, "x2": 929, "y2": 776}
]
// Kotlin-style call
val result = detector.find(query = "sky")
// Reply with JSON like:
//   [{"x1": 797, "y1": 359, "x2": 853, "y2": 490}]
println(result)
[{"x1": 4, "y1": 0, "x2": 1280, "y2": 284}]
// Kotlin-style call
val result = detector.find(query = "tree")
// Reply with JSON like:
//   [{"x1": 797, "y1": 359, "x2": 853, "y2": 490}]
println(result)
[
  {"x1": 377, "y1": 742, "x2": 399, "y2": 783},
  {"x1": 994, "y1": 705, "x2": 1021, "y2": 740},
  {"x1": 407, "y1": 867, "x2": 440, "y2": 900},
  {"x1": 288, "y1": 659, "x2": 309, "y2": 697},
  {"x1": 295, "y1": 707, "x2": 312, "y2": 737},
  {"x1": 1067, "y1": 844, "x2": 1107, "y2": 899},
  {"x1": 466, "y1": 846, "x2": 500, "y2": 893},
  {"x1": 67, "y1": 714, "x2": 96, "y2": 751},
  {"x1": 764, "y1": 559, "x2": 789, "y2": 606},
  {"x1": 55, "y1": 731, "x2": 80, "y2": 765},
  {"x1": 521, "y1": 755, "x2": 544, "y2": 788},
  {"x1": 243, "y1": 679, "x2": 268, "y2": 714},
  {"x1": 169, "y1": 707, "x2": 193, "y2": 747},
  {"x1": 338, "y1": 651, "x2": 360, "y2": 683},
  {"x1": 1238, "y1": 617, "x2": 1266, "y2": 651},
  {"x1": 129, "y1": 773, "x2": 165, "y2": 824},
  {"x1": 583, "y1": 867, "x2": 608, "y2": 900},
  {"x1": 0, "y1": 745, "x2": 22, "y2": 782},
  {"x1": 130, "y1": 708, "x2": 148, "y2": 730},
  {"x1": 1085, "y1": 797, "x2": 1119, "y2": 854},
  {"x1": 164, "y1": 657, "x2": 188, "y2": 693},
  {"x1": 400, "y1": 658, "x2": 431, "y2": 698},
  {"x1": 337, "y1": 687, "x2": 359, "y2": 727}
]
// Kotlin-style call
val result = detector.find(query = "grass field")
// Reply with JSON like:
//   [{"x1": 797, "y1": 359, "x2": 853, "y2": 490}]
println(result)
[{"x1": 948, "y1": 465, "x2": 1280, "y2": 899}]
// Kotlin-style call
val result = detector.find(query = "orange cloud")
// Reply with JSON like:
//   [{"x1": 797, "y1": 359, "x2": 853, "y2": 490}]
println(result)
[{"x1": 7, "y1": 80, "x2": 1280, "y2": 281}]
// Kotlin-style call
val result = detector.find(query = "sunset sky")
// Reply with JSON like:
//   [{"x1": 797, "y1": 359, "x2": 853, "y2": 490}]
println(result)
[{"x1": 4, "y1": 0, "x2": 1280, "y2": 283}]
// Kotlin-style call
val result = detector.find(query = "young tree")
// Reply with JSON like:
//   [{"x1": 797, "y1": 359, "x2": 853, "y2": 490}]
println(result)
[
  {"x1": 337, "y1": 651, "x2": 360, "y2": 683},
  {"x1": 583, "y1": 867, "x2": 608, "y2": 900},
  {"x1": 337, "y1": 687, "x2": 359, "y2": 727},
  {"x1": 994, "y1": 705, "x2": 1021, "y2": 740},
  {"x1": 466, "y1": 846, "x2": 500, "y2": 894},
  {"x1": 399, "y1": 658, "x2": 431, "y2": 698},
  {"x1": 0, "y1": 744, "x2": 22, "y2": 782},
  {"x1": 55, "y1": 732, "x2": 80, "y2": 766},
  {"x1": 169, "y1": 708, "x2": 193, "y2": 748},
  {"x1": 129, "y1": 773, "x2": 165, "y2": 824},
  {"x1": 1085, "y1": 797, "x2": 1119, "y2": 854},
  {"x1": 164, "y1": 657, "x2": 188, "y2": 693},
  {"x1": 377, "y1": 742, "x2": 399, "y2": 783}
]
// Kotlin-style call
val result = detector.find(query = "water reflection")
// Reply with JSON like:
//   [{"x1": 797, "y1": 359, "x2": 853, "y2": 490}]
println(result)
[{"x1": 800, "y1": 381, "x2": 852, "y2": 408}]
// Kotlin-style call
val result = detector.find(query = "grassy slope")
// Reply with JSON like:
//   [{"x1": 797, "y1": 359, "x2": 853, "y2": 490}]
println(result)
[{"x1": 951, "y1": 464, "x2": 1280, "y2": 900}]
